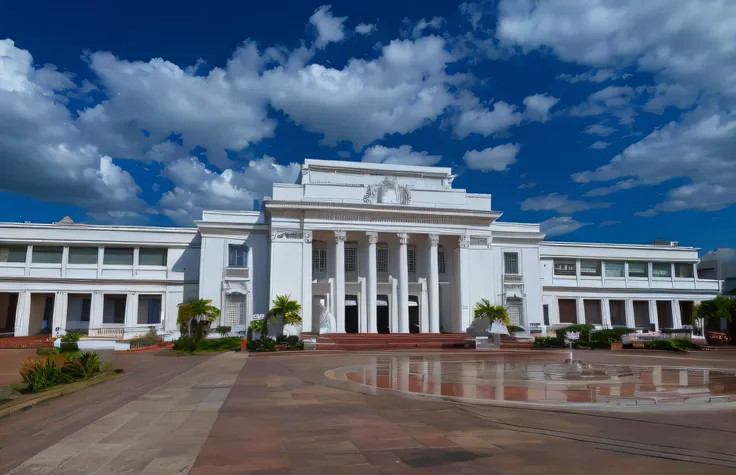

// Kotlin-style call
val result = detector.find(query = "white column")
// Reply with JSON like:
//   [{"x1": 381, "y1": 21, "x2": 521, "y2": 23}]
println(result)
[
  {"x1": 397, "y1": 233, "x2": 409, "y2": 333},
  {"x1": 14, "y1": 291, "x2": 31, "y2": 337},
  {"x1": 52, "y1": 292, "x2": 68, "y2": 336},
  {"x1": 366, "y1": 232, "x2": 378, "y2": 333},
  {"x1": 602, "y1": 298, "x2": 611, "y2": 328},
  {"x1": 671, "y1": 300, "x2": 681, "y2": 328},
  {"x1": 302, "y1": 232, "x2": 313, "y2": 333},
  {"x1": 334, "y1": 230, "x2": 346, "y2": 333},
  {"x1": 650, "y1": 300, "x2": 659, "y2": 331},
  {"x1": 625, "y1": 299, "x2": 635, "y2": 328},
  {"x1": 457, "y1": 235, "x2": 471, "y2": 332},
  {"x1": 90, "y1": 292, "x2": 104, "y2": 329},
  {"x1": 428, "y1": 234, "x2": 440, "y2": 333},
  {"x1": 576, "y1": 298, "x2": 586, "y2": 324}
]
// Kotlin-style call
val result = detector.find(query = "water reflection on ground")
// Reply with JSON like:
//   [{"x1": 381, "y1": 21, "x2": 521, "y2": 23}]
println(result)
[{"x1": 339, "y1": 356, "x2": 736, "y2": 407}]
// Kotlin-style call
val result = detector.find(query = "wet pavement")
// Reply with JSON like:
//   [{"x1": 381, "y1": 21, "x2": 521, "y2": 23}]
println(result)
[{"x1": 336, "y1": 355, "x2": 736, "y2": 408}]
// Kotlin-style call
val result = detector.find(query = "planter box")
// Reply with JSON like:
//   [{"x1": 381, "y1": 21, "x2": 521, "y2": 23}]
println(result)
[{"x1": 610, "y1": 341, "x2": 623, "y2": 351}]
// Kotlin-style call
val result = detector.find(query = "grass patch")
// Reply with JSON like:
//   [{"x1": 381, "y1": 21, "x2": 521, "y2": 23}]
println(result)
[{"x1": 643, "y1": 338, "x2": 700, "y2": 352}]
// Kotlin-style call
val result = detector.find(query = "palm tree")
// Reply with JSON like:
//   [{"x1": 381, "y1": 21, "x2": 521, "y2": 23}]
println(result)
[
  {"x1": 177, "y1": 299, "x2": 221, "y2": 344},
  {"x1": 694, "y1": 296, "x2": 735, "y2": 323},
  {"x1": 264, "y1": 294, "x2": 302, "y2": 337},
  {"x1": 473, "y1": 299, "x2": 511, "y2": 326}
]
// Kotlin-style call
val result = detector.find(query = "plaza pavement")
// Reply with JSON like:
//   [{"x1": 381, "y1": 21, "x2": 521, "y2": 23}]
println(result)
[{"x1": 2, "y1": 349, "x2": 736, "y2": 474}]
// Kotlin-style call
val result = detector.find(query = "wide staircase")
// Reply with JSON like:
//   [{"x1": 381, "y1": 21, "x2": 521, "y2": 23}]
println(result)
[
  {"x1": 313, "y1": 333, "x2": 533, "y2": 351},
  {"x1": 0, "y1": 335, "x2": 54, "y2": 349}
]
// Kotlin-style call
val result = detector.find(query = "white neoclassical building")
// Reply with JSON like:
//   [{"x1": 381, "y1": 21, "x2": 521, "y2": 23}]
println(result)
[{"x1": 0, "y1": 159, "x2": 722, "y2": 340}]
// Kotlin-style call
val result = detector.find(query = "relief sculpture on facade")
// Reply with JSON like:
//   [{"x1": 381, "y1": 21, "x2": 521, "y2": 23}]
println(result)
[{"x1": 363, "y1": 177, "x2": 412, "y2": 205}]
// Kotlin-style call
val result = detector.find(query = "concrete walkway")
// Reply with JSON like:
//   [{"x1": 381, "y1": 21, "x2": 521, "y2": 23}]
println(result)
[{"x1": 8, "y1": 352, "x2": 247, "y2": 475}]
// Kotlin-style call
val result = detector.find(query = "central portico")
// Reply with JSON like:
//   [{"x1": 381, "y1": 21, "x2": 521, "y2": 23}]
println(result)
[{"x1": 265, "y1": 159, "x2": 503, "y2": 335}]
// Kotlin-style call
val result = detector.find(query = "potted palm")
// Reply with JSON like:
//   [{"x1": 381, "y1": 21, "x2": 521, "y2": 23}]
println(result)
[
  {"x1": 473, "y1": 299, "x2": 511, "y2": 348},
  {"x1": 267, "y1": 294, "x2": 302, "y2": 337}
]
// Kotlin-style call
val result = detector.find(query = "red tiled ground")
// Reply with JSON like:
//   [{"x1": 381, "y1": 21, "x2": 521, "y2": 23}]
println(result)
[{"x1": 0, "y1": 348, "x2": 36, "y2": 385}]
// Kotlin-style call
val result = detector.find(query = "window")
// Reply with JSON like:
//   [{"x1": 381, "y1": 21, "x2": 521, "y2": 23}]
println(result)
[
  {"x1": 103, "y1": 294, "x2": 127, "y2": 324},
  {"x1": 675, "y1": 263, "x2": 694, "y2": 278},
  {"x1": 438, "y1": 245, "x2": 446, "y2": 274},
  {"x1": 504, "y1": 252, "x2": 519, "y2": 275},
  {"x1": 553, "y1": 260, "x2": 576, "y2": 276},
  {"x1": 345, "y1": 246, "x2": 357, "y2": 273},
  {"x1": 628, "y1": 262, "x2": 648, "y2": 278},
  {"x1": 137, "y1": 295, "x2": 162, "y2": 325},
  {"x1": 377, "y1": 247, "x2": 389, "y2": 273},
  {"x1": 104, "y1": 248, "x2": 134, "y2": 265},
  {"x1": 652, "y1": 262, "x2": 671, "y2": 278},
  {"x1": 408, "y1": 245, "x2": 416, "y2": 274},
  {"x1": 228, "y1": 244, "x2": 248, "y2": 267},
  {"x1": 312, "y1": 247, "x2": 326, "y2": 274},
  {"x1": 0, "y1": 245, "x2": 27, "y2": 263},
  {"x1": 68, "y1": 247, "x2": 98, "y2": 265},
  {"x1": 32, "y1": 246, "x2": 63, "y2": 264},
  {"x1": 580, "y1": 260, "x2": 601, "y2": 276},
  {"x1": 605, "y1": 261, "x2": 625, "y2": 277},
  {"x1": 139, "y1": 248, "x2": 167, "y2": 266}
]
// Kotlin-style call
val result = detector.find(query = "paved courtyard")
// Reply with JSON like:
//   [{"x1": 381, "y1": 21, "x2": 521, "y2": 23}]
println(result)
[{"x1": 2, "y1": 349, "x2": 736, "y2": 474}]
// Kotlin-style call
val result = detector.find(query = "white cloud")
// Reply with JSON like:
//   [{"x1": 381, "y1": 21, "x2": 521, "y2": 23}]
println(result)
[
  {"x1": 454, "y1": 99, "x2": 522, "y2": 138},
  {"x1": 404, "y1": 17, "x2": 445, "y2": 39},
  {"x1": 587, "y1": 141, "x2": 610, "y2": 149},
  {"x1": 569, "y1": 85, "x2": 641, "y2": 124},
  {"x1": 557, "y1": 69, "x2": 630, "y2": 83},
  {"x1": 463, "y1": 144, "x2": 520, "y2": 172},
  {"x1": 337, "y1": 150, "x2": 352, "y2": 158},
  {"x1": 459, "y1": 2, "x2": 484, "y2": 30},
  {"x1": 362, "y1": 145, "x2": 441, "y2": 166},
  {"x1": 522, "y1": 93, "x2": 559, "y2": 122},
  {"x1": 584, "y1": 179, "x2": 638, "y2": 197},
  {"x1": 540, "y1": 216, "x2": 590, "y2": 236},
  {"x1": 157, "y1": 155, "x2": 300, "y2": 225},
  {"x1": 585, "y1": 124, "x2": 616, "y2": 136},
  {"x1": 0, "y1": 39, "x2": 146, "y2": 220},
  {"x1": 600, "y1": 220, "x2": 621, "y2": 227},
  {"x1": 520, "y1": 193, "x2": 612, "y2": 214},
  {"x1": 309, "y1": 5, "x2": 348, "y2": 48},
  {"x1": 355, "y1": 23, "x2": 376, "y2": 35},
  {"x1": 517, "y1": 181, "x2": 536, "y2": 189}
]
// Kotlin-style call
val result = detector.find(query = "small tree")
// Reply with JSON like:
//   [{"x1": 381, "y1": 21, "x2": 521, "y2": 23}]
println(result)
[
  {"x1": 263, "y1": 294, "x2": 302, "y2": 337},
  {"x1": 177, "y1": 299, "x2": 221, "y2": 345},
  {"x1": 473, "y1": 299, "x2": 511, "y2": 326},
  {"x1": 694, "y1": 296, "x2": 735, "y2": 333}
]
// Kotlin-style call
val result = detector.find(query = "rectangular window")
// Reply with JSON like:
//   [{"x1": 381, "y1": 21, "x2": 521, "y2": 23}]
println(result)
[
  {"x1": 228, "y1": 244, "x2": 248, "y2": 267},
  {"x1": 32, "y1": 246, "x2": 63, "y2": 264},
  {"x1": 628, "y1": 262, "x2": 648, "y2": 278},
  {"x1": 345, "y1": 246, "x2": 357, "y2": 273},
  {"x1": 103, "y1": 294, "x2": 127, "y2": 324},
  {"x1": 377, "y1": 247, "x2": 389, "y2": 273},
  {"x1": 312, "y1": 247, "x2": 326, "y2": 274},
  {"x1": 504, "y1": 252, "x2": 519, "y2": 274},
  {"x1": 0, "y1": 245, "x2": 27, "y2": 263},
  {"x1": 605, "y1": 261, "x2": 625, "y2": 277},
  {"x1": 139, "y1": 248, "x2": 167, "y2": 266},
  {"x1": 137, "y1": 295, "x2": 162, "y2": 325},
  {"x1": 652, "y1": 262, "x2": 671, "y2": 278},
  {"x1": 675, "y1": 263, "x2": 694, "y2": 278},
  {"x1": 580, "y1": 260, "x2": 601, "y2": 276},
  {"x1": 408, "y1": 245, "x2": 416, "y2": 274},
  {"x1": 553, "y1": 260, "x2": 576, "y2": 276},
  {"x1": 438, "y1": 246, "x2": 446, "y2": 274},
  {"x1": 68, "y1": 247, "x2": 98, "y2": 265},
  {"x1": 103, "y1": 248, "x2": 134, "y2": 265}
]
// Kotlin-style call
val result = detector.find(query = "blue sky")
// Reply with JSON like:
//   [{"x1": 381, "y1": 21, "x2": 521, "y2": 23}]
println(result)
[{"x1": 1, "y1": 0, "x2": 734, "y2": 253}]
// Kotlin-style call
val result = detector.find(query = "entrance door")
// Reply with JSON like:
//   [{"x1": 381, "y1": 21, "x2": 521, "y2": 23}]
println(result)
[
  {"x1": 377, "y1": 295, "x2": 389, "y2": 334},
  {"x1": 409, "y1": 296, "x2": 420, "y2": 333},
  {"x1": 345, "y1": 295, "x2": 359, "y2": 333}
]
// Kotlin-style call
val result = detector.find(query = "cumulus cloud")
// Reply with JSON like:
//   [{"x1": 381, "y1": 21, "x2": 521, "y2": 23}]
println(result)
[
  {"x1": 362, "y1": 145, "x2": 441, "y2": 166},
  {"x1": 0, "y1": 39, "x2": 146, "y2": 220},
  {"x1": 463, "y1": 144, "x2": 520, "y2": 172},
  {"x1": 540, "y1": 216, "x2": 590, "y2": 236},
  {"x1": 355, "y1": 23, "x2": 376, "y2": 35},
  {"x1": 403, "y1": 17, "x2": 445, "y2": 39},
  {"x1": 520, "y1": 193, "x2": 612, "y2": 214},
  {"x1": 310, "y1": 5, "x2": 348, "y2": 48},
  {"x1": 585, "y1": 124, "x2": 616, "y2": 136},
  {"x1": 454, "y1": 99, "x2": 522, "y2": 138},
  {"x1": 557, "y1": 69, "x2": 630, "y2": 83},
  {"x1": 587, "y1": 141, "x2": 610, "y2": 149},
  {"x1": 568, "y1": 85, "x2": 641, "y2": 124},
  {"x1": 522, "y1": 93, "x2": 559, "y2": 122},
  {"x1": 157, "y1": 155, "x2": 301, "y2": 225},
  {"x1": 517, "y1": 182, "x2": 536, "y2": 189}
]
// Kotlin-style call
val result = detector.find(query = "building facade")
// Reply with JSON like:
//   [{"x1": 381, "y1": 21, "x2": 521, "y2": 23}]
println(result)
[{"x1": 0, "y1": 160, "x2": 722, "y2": 339}]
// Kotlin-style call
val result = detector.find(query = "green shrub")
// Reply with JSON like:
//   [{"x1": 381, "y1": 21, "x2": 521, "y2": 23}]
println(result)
[
  {"x1": 61, "y1": 331, "x2": 81, "y2": 343},
  {"x1": 275, "y1": 335, "x2": 303, "y2": 350},
  {"x1": 214, "y1": 325, "x2": 232, "y2": 337},
  {"x1": 61, "y1": 352, "x2": 108, "y2": 380},
  {"x1": 249, "y1": 319, "x2": 266, "y2": 333},
  {"x1": 196, "y1": 337, "x2": 241, "y2": 352},
  {"x1": 130, "y1": 330, "x2": 162, "y2": 348},
  {"x1": 533, "y1": 336, "x2": 565, "y2": 348},
  {"x1": 246, "y1": 336, "x2": 276, "y2": 352},
  {"x1": 59, "y1": 342, "x2": 79, "y2": 353},
  {"x1": 36, "y1": 347, "x2": 60, "y2": 356},
  {"x1": 554, "y1": 324, "x2": 595, "y2": 347},
  {"x1": 507, "y1": 325, "x2": 526, "y2": 334},
  {"x1": 644, "y1": 338, "x2": 700, "y2": 352},
  {"x1": 589, "y1": 328, "x2": 635, "y2": 349},
  {"x1": 173, "y1": 336, "x2": 196, "y2": 353},
  {"x1": 20, "y1": 357, "x2": 71, "y2": 393}
]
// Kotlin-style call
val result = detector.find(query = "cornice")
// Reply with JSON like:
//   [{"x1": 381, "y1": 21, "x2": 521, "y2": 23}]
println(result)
[
  {"x1": 542, "y1": 286, "x2": 719, "y2": 295},
  {"x1": 0, "y1": 277, "x2": 198, "y2": 286},
  {"x1": 264, "y1": 200, "x2": 501, "y2": 220}
]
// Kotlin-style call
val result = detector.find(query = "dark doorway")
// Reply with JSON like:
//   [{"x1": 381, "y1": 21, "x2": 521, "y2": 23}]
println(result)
[
  {"x1": 543, "y1": 304, "x2": 550, "y2": 326},
  {"x1": 377, "y1": 295, "x2": 390, "y2": 333},
  {"x1": 409, "y1": 296, "x2": 420, "y2": 333},
  {"x1": 0, "y1": 293, "x2": 18, "y2": 333},
  {"x1": 345, "y1": 296, "x2": 359, "y2": 334},
  {"x1": 656, "y1": 301, "x2": 673, "y2": 329},
  {"x1": 679, "y1": 301, "x2": 694, "y2": 326}
]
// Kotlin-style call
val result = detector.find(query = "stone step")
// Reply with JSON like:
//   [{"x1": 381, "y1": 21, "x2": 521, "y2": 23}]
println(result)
[{"x1": 0, "y1": 336, "x2": 54, "y2": 349}]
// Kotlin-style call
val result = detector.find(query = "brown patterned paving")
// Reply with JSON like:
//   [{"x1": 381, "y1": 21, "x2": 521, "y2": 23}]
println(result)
[{"x1": 192, "y1": 351, "x2": 736, "y2": 474}]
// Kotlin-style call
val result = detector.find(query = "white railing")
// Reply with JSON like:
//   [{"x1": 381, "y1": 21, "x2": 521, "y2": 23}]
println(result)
[
  {"x1": 504, "y1": 274, "x2": 523, "y2": 284},
  {"x1": 88, "y1": 327, "x2": 125, "y2": 338},
  {"x1": 224, "y1": 267, "x2": 249, "y2": 279}
]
